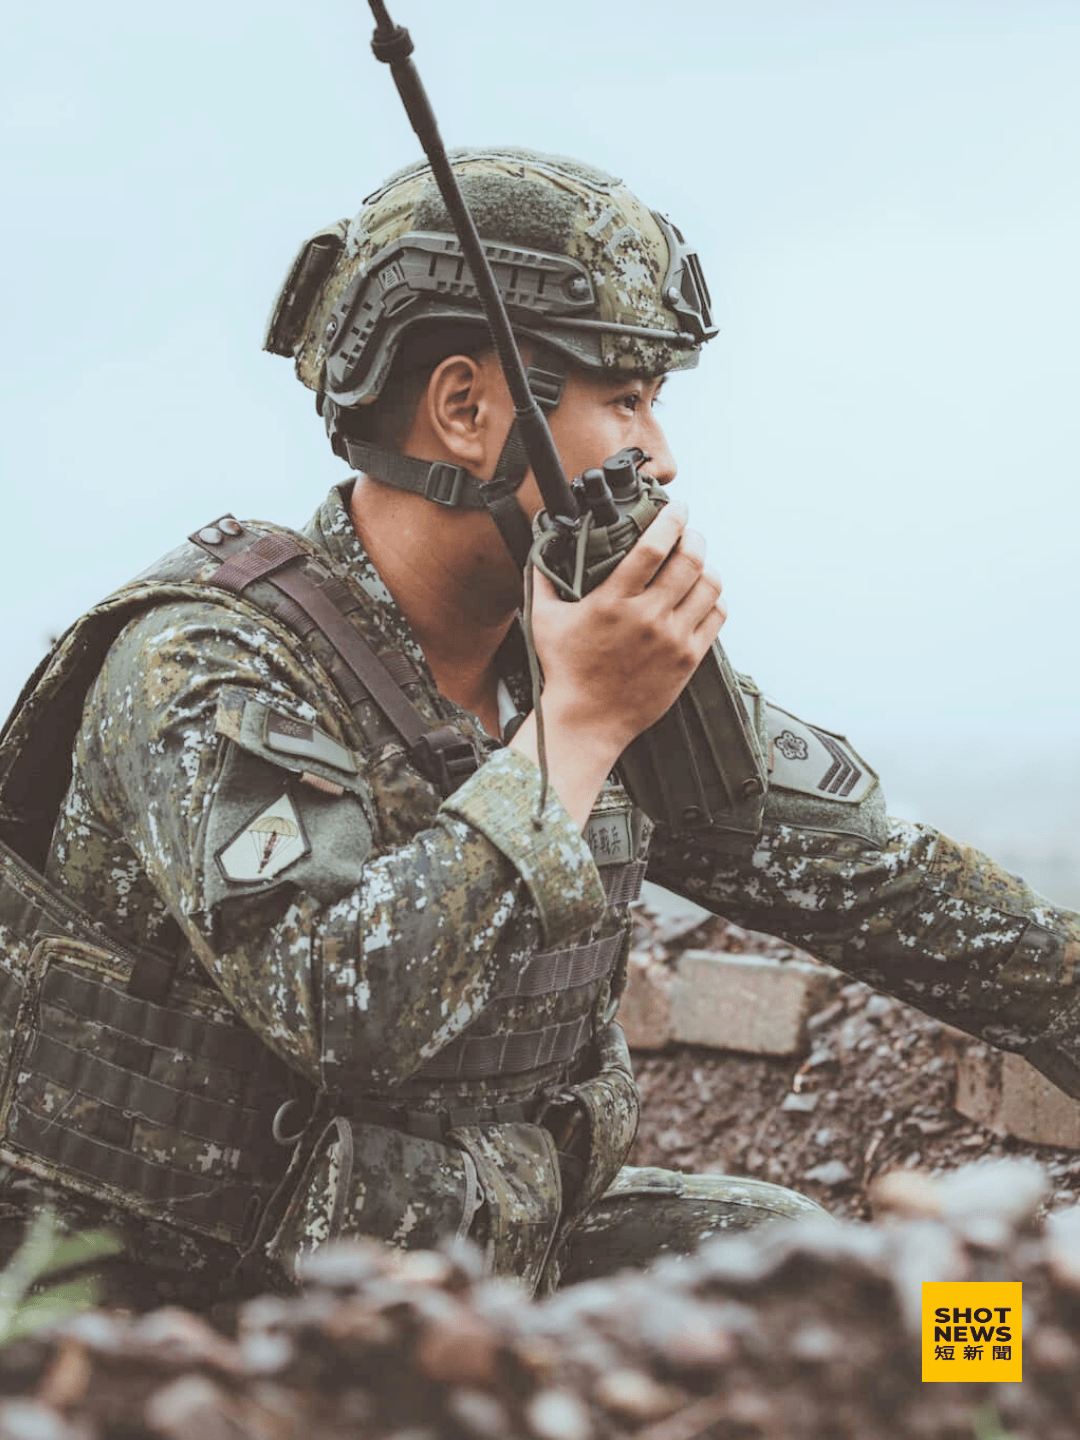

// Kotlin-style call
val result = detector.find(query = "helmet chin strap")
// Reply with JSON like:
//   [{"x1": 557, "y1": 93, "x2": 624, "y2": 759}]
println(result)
[{"x1": 330, "y1": 354, "x2": 566, "y2": 573}]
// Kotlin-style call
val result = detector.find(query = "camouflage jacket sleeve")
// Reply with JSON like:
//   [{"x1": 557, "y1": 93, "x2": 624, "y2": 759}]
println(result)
[
  {"x1": 53, "y1": 601, "x2": 605, "y2": 1093},
  {"x1": 645, "y1": 678, "x2": 1080, "y2": 1099}
]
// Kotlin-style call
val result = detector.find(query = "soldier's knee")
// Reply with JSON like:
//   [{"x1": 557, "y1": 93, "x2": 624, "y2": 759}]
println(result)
[
  {"x1": 556, "y1": 1165, "x2": 830, "y2": 1285},
  {"x1": 671, "y1": 1168, "x2": 831, "y2": 1221}
]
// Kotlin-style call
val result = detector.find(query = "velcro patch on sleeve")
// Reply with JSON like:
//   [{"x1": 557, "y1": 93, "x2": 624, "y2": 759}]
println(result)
[
  {"x1": 264, "y1": 709, "x2": 357, "y2": 773},
  {"x1": 764, "y1": 705, "x2": 876, "y2": 805},
  {"x1": 216, "y1": 793, "x2": 310, "y2": 884},
  {"x1": 214, "y1": 692, "x2": 364, "y2": 792},
  {"x1": 202, "y1": 692, "x2": 375, "y2": 910}
]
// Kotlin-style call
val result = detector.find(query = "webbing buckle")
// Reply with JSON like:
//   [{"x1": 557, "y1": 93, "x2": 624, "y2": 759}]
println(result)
[
  {"x1": 423, "y1": 462, "x2": 469, "y2": 507},
  {"x1": 414, "y1": 726, "x2": 480, "y2": 794},
  {"x1": 526, "y1": 365, "x2": 565, "y2": 411}
]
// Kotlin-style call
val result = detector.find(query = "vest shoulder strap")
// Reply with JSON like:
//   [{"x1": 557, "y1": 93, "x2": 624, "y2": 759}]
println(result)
[
  {"x1": 0, "y1": 514, "x2": 481, "y2": 876},
  {"x1": 186, "y1": 517, "x2": 480, "y2": 794}
]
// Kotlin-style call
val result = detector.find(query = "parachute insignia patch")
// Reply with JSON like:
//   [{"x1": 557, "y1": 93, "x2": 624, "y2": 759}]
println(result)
[{"x1": 216, "y1": 792, "x2": 310, "y2": 884}]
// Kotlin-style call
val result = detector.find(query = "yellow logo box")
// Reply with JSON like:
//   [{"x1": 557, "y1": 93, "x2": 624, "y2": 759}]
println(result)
[{"x1": 922, "y1": 1282, "x2": 1022, "y2": 1382}]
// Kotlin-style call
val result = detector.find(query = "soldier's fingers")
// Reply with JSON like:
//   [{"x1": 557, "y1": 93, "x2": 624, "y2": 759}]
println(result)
[
  {"x1": 694, "y1": 593, "x2": 727, "y2": 649},
  {"x1": 603, "y1": 502, "x2": 689, "y2": 595},
  {"x1": 647, "y1": 527, "x2": 708, "y2": 607},
  {"x1": 706, "y1": 593, "x2": 728, "y2": 631},
  {"x1": 678, "y1": 567, "x2": 724, "y2": 628}
]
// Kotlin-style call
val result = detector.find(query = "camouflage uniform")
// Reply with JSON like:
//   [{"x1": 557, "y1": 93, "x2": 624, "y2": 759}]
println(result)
[
  {"x1": 6, "y1": 148, "x2": 1080, "y2": 1305},
  {"x1": 10, "y1": 478, "x2": 1075, "y2": 1306}
]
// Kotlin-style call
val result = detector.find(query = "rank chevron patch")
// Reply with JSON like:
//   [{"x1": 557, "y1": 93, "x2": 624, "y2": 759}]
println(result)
[
  {"x1": 814, "y1": 726, "x2": 863, "y2": 796},
  {"x1": 764, "y1": 705, "x2": 875, "y2": 805}
]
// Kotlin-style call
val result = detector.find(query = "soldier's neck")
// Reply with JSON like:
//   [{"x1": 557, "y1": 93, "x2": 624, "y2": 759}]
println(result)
[{"x1": 349, "y1": 474, "x2": 519, "y2": 729}]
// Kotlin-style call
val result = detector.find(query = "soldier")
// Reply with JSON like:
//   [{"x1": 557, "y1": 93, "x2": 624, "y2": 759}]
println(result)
[{"x1": 1, "y1": 147, "x2": 1078, "y2": 1309}]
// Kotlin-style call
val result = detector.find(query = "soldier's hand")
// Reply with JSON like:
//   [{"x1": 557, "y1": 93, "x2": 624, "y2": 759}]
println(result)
[{"x1": 529, "y1": 499, "x2": 726, "y2": 756}]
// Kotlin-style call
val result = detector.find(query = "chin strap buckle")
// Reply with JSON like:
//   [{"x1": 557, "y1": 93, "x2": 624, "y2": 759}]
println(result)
[
  {"x1": 423, "y1": 462, "x2": 471, "y2": 507},
  {"x1": 526, "y1": 364, "x2": 565, "y2": 410}
]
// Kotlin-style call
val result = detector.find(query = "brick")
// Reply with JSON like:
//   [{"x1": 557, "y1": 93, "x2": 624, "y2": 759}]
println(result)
[
  {"x1": 955, "y1": 1046, "x2": 1080, "y2": 1150},
  {"x1": 667, "y1": 950, "x2": 836, "y2": 1056},
  {"x1": 617, "y1": 951, "x2": 674, "y2": 1049}
]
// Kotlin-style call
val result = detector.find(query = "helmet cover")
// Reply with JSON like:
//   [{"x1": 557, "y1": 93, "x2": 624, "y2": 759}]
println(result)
[{"x1": 268, "y1": 147, "x2": 717, "y2": 410}]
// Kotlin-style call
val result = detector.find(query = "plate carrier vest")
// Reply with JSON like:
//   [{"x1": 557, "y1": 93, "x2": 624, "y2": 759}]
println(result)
[{"x1": 0, "y1": 515, "x2": 645, "y2": 1264}]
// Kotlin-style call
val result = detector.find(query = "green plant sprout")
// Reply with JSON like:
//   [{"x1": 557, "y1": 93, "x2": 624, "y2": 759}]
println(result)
[{"x1": 0, "y1": 1208, "x2": 122, "y2": 1345}]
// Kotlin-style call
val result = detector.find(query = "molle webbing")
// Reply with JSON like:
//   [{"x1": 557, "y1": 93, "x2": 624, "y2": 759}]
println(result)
[
  {"x1": 0, "y1": 835, "x2": 115, "y2": 958},
  {"x1": 416, "y1": 1013, "x2": 592, "y2": 1082},
  {"x1": 9, "y1": 1112, "x2": 263, "y2": 1238},
  {"x1": 414, "y1": 857, "x2": 645, "y2": 1082},
  {"x1": 602, "y1": 859, "x2": 648, "y2": 908},
  {"x1": 189, "y1": 523, "x2": 479, "y2": 795},
  {"x1": 44, "y1": 967, "x2": 272, "y2": 1069},
  {"x1": 491, "y1": 930, "x2": 622, "y2": 1001},
  {"x1": 0, "y1": 834, "x2": 297, "y2": 1248},
  {"x1": 24, "y1": 1035, "x2": 274, "y2": 1152},
  {"x1": 6, "y1": 958, "x2": 292, "y2": 1246}
]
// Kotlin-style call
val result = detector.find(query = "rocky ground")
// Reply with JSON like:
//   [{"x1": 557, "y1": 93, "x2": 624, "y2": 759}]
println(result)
[
  {"x1": 627, "y1": 908, "x2": 1080, "y2": 1221},
  {"x1": 1, "y1": 914, "x2": 1080, "y2": 1438}
]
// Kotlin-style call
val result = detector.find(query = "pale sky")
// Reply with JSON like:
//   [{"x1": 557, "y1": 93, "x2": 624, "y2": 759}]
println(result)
[{"x1": 4, "y1": 1, "x2": 1078, "y2": 866}]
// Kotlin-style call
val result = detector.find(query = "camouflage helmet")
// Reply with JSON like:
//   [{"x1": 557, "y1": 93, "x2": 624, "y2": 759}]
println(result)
[{"x1": 265, "y1": 146, "x2": 718, "y2": 411}]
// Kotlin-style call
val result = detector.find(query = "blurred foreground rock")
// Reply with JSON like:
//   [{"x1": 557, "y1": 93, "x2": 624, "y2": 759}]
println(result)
[{"x1": 0, "y1": 1158, "x2": 1078, "y2": 1440}]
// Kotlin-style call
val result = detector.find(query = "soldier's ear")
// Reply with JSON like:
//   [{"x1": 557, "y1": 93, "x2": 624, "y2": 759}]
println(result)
[{"x1": 422, "y1": 354, "x2": 512, "y2": 478}]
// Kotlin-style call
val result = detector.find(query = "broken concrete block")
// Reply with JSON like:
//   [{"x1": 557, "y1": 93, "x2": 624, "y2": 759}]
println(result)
[
  {"x1": 668, "y1": 951, "x2": 836, "y2": 1056},
  {"x1": 617, "y1": 951, "x2": 674, "y2": 1049},
  {"x1": 955, "y1": 1046, "x2": 1080, "y2": 1150}
]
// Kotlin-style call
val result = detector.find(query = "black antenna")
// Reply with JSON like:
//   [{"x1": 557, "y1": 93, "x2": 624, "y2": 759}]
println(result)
[{"x1": 367, "y1": 0, "x2": 579, "y2": 523}]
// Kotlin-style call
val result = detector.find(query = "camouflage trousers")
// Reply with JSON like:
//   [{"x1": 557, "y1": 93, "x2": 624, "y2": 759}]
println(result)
[
  {"x1": 279, "y1": 1135, "x2": 829, "y2": 1296},
  {"x1": 553, "y1": 1165, "x2": 829, "y2": 1287},
  {"x1": 0, "y1": 1159, "x2": 825, "y2": 1315}
]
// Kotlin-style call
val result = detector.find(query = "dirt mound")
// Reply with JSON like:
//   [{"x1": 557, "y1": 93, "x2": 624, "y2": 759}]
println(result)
[{"x1": 0, "y1": 1159, "x2": 1074, "y2": 1439}]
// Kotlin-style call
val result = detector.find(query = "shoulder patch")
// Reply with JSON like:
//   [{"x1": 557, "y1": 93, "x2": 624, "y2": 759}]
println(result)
[
  {"x1": 764, "y1": 705, "x2": 875, "y2": 806},
  {"x1": 216, "y1": 793, "x2": 311, "y2": 885}
]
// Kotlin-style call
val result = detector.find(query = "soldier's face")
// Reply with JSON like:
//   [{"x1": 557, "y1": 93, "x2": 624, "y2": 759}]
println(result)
[{"x1": 515, "y1": 369, "x2": 676, "y2": 521}]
